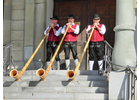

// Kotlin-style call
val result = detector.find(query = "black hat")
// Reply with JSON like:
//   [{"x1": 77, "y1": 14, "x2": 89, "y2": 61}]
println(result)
[
  {"x1": 93, "y1": 14, "x2": 100, "y2": 19},
  {"x1": 67, "y1": 14, "x2": 75, "y2": 19},
  {"x1": 50, "y1": 15, "x2": 59, "y2": 20}
]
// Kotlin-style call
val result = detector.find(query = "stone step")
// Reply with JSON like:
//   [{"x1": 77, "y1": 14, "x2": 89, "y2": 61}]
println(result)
[
  {"x1": 3, "y1": 80, "x2": 108, "y2": 87},
  {"x1": 13, "y1": 70, "x2": 100, "y2": 76},
  {"x1": 3, "y1": 75, "x2": 108, "y2": 81},
  {"x1": 4, "y1": 93, "x2": 108, "y2": 100},
  {"x1": 3, "y1": 87, "x2": 108, "y2": 93},
  {"x1": 3, "y1": 70, "x2": 108, "y2": 100},
  {"x1": 4, "y1": 99, "x2": 106, "y2": 100}
]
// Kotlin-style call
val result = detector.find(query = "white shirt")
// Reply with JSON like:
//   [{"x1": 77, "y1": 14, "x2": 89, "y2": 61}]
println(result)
[
  {"x1": 86, "y1": 23, "x2": 106, "y2": 35},
  {"x1": 44, "y1": 24, "x2": 62, "y2": 36},
  {"x1": 61, "y1": 23, "x2": 80, "y2": 34}
]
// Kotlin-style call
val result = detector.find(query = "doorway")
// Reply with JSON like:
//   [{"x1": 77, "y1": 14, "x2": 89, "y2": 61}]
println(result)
[{"x1": 53, "y1": 0, "x2": 116, "y2": 70}]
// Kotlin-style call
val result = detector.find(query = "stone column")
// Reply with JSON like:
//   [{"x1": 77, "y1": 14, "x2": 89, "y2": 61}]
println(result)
[
  {"x1": 46, "y1": 0, "x2": 54, "y2": 27},
  {"x1": 3, "y1": 0, "x2": 12, "y2": 45},
  {"x1": 3, "y1": 0, "x2": 12, "y2": 63},
  {"x1": 112, "y1": 0, "x2": 136, "y2": 70},
  {"x1": 34, "y1": 0, "x2": 46, "y2": 69},
  {"x1": 11, "y1": 0, "x2": 25, "y2": 69},
  {"x1": 24, "y1": 0, "x2": 35, "y2": 69}
]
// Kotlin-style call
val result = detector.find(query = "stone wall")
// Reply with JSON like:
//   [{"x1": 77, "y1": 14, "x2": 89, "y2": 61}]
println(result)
[
  {"x1": 3, "y1": 0, "x2": 53, "y2": 70},
  {"x1": 3, "y1": 0, "x2": 137, "y2": 71}
]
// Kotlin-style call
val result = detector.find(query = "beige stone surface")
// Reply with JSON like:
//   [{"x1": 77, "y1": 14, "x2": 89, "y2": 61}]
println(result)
[
  {"x1": 12, "y1": 10, "x2": 24, "y2": 20},
  {"x1": 12, "y1": 41, "x2": 23, "y2": 51},
  {"x1": 4, "y1": 0, "x2": 12, "y2": 5},
  {"x1": 11, "y1": 31, "x2": 24, "y2": 41},
  {"x1": 3, "y1": 20, "x2": 11, "y2": 45},
  {"x1": 11, "y1": 20, "x2": 24, "y2": 31},
  {"x1": 12, "y1": 50, "x2": 23, "y2": 61},
  {"x1": 24, "y1": 0, "x2": 35, "y2": 46},
  {"x1": 35, "y1": 0, "x2": 45, "y2": 3},
  {"x1": 34, "y1": 3, "x2": 45, "y2": 60},
  {"x1": 12, "y1": 0, "x2": 25, "y2": 10}
]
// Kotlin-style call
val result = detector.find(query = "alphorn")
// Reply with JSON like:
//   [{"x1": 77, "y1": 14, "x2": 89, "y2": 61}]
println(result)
[
  {"x1": 10, "y1": 26, "x2": 52, "y2": 81},
  {"x1": 66, "y1": 25, "x2": 95, "y2": 80},
  {"x1": 36, "y1": 24, "x2": 70, "y2": 81}
]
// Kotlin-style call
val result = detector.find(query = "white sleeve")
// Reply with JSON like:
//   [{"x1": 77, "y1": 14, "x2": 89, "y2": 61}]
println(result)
[
  {"x1": 61, "y1": 25, "x2": 66, "y2": 34},
  {"x1": 99, "y1": 24, "x2": 106, "y2": 35},
  {"x1": 86, "y1": 25, "x2": 91, "y2": 35},
  {"x1": 54, "y1": 27, "x2": 62, "y2": 36},
  {"x1": 73, "y1": 25, "x2": 80, "y2": 34},
  {"x1": 44, "y1": 26, "x2": 50, "y2": 36}
]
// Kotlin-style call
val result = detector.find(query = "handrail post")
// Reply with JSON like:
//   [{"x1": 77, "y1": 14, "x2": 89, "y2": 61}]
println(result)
[{"x1": 3, "y1": 42, "x2": 15, "y2": 75}]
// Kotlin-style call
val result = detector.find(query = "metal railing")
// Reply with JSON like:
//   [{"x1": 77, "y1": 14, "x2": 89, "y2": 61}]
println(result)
[
  {"x1": 103, "y1": 40, "x2": 137, "y2": 100},
  {"x1": 129, "y1": 68, "x2": 137, "y2": 100},
  {"x1": 103, "y1": 40, "x2": 113, "y2": 76},
  {"x1": 3, "y1": 42, "x2": 15, "y2": 75},
  {"x1": 108, "y1": 59, "x2": 137, "y2": 100}
]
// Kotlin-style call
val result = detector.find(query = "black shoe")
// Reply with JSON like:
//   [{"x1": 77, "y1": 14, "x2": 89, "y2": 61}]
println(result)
[{"x1": 98, "y1": 68, "x2": 104, "y2": 75}]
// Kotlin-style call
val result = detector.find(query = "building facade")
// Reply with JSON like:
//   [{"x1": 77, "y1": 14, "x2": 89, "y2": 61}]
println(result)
[{"x1": 3, "y1": 0, "x2": 137, "y2": 70}]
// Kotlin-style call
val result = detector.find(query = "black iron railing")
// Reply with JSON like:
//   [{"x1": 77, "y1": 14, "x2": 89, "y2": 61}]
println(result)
[{"x1": 3, "y1": 42, "x2": 15, "y2": 75}]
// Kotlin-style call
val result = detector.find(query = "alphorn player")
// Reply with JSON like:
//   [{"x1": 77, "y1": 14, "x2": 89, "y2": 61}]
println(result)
[
  {"x1": 61, "y1": 14, "x2": 80, "y2": 70},
  {"x1": 86, "y1": 14, "x2": 106, "y2": 75},
  {"x1": 44, "y1": 15, "x2": 62, "y2": 70}
]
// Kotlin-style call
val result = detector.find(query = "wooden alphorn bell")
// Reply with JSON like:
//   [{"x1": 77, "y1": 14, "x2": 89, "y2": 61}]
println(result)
[
  {"x1": 66, "y1": 25, "x2": 95, "y2": 80},
  {"x1": 36, "y1": 24, "x2": 70, "y2": 81},
  {"x1": 10, "y1": 26, "x2": 52, "y2": 81}
]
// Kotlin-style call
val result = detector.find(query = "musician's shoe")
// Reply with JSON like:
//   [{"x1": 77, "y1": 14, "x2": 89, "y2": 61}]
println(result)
[{"x1": 98, "y1": 68, "x2": 104, "y2": 75}]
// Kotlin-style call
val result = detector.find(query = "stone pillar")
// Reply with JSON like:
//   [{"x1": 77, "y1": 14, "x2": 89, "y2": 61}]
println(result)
[
  {"x1": 24, "y1": 0, "x2": 35, "y2": 69},
  {"x1": 46, "y1": 0, "x2": 54, "y2": 27},
  {"x1": 112, "y1": 0, "x2": 136, "y2": 70},
  {"x1": 11, "y1": 0, "x2": 25, "y2": 69},
  {"x1": 3, "y1": 0, "x2": 12, "y2": 62},
  {"x1": 3, "y1": 0, "x2": 12, "y2": 45},
  {"x1": 34, "y1": 0, "x2": 46, "y2": 69}
]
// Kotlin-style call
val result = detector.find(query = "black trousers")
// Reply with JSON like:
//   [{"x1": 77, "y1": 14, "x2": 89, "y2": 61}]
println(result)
[
  {"x1": 46, "y1": 41, "x2": 60, "y2": 61},
  {"x1": 89, "y1": 41, "x2": 104, "y2": 60},
  {"x1": 64, "y1": 41, "x2": 78, "y2": 60}
]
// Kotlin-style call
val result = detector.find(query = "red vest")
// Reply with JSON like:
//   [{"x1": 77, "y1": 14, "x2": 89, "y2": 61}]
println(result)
[
  {"x1": 47, "y1": 26, "x2": 60, "y2": 41},
  {"x1": 90, "y1": 24, "x2": 104, "y2": 42},
  {"x1": 64, "y1": 24, "x2": 77, "y2": 42}
]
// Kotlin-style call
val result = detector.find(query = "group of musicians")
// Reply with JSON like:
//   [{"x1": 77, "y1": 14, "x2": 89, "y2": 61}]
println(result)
[{"x1": 44, "y1": 14, "x2": 106, "y2": 75}]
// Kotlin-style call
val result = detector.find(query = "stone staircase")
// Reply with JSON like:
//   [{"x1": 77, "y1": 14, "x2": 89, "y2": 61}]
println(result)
[{"x1": 3, "y1": 70, "x2": 108, "y2": 100}]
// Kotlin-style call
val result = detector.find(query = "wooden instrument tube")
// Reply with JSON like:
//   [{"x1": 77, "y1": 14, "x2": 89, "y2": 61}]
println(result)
[
  {"x1": 10, "y1": 26, "x2": 52, "y2": 81},
  {"x1": 66, "y1": 25, "x2": 95, "y2": 80},
  {"x1": 36, "y1": 25, "x2": 70, "y2": 81}
]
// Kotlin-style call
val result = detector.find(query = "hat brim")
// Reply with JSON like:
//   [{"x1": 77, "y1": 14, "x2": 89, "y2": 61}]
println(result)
[
  {"x1": 50, "y1": 18, "x2": 59, "y2": 20},
  {"x1": 93, "y1": 17, "x2": 100, "y2": 19},
  {"x1": 67, "y1": 17, "x2": 75, "y2": 19}
]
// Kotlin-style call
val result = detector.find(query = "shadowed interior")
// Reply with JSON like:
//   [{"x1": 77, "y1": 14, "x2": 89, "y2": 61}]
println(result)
[
  {"x1": 37, "y1": 69, "x2": 45, "y2": 76},
  {"x1": 67, "y1": 70, "x2": 74, "y2": 78},
  {"x1": 10, "y1": 70, "x2": 18, "y2": 77}
]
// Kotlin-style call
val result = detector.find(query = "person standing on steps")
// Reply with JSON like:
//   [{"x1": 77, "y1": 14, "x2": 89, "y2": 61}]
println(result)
[
  {"x1": 44, "y1": 15, "x2": 62, "y2": 70},
  {"x1": 86, "y1": 14, "x2": 106, "y2": 75},
  {"x1": 61, "y1": 14, "x2": 80, "y2": 70}
]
